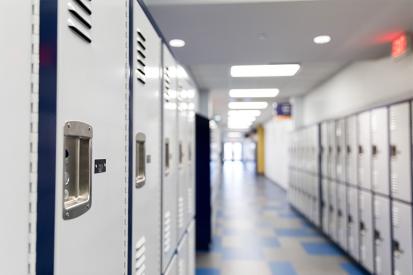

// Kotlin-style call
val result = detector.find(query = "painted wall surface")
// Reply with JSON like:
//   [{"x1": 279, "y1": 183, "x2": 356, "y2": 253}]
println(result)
[
  {"x1": 264, "y1": 119, "x2": 293, "y2": 189},
  {"x1": 300, "y1": 55, "x2": 413, "y2": 126}
]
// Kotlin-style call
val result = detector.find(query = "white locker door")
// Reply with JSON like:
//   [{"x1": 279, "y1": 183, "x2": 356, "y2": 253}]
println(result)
[
  {"x1": 390, "y1": 102, "x2": 412, "y2": 203},
  {"x1": 371, "y1": 108, "x2": 390, "y2": 196},
  {"x1": 392, "y1": 201, "x2": 413, "y2": 275},
  {"x1": 187, "y1": 221, "x2": 196, "y2": 275},
  {"x1": 322, "y1": 178, "x2": 330, "y2": 234},
  {"x1": 54, "y1": 1, "x2": 129, "y2": 274},
  {"x1": 345, "y1": 116, "x2": 358, "y2": 187},
  {"x1": 347, "y1": 186, "x2": 360, "y2": 261},
  {"x1": 336, "y1": 119, "x2": 346, "y2": 183},
  {"x1": 373, "y1": 195, "x2": 391, "y2": 275},
  {"x1": 164, "y1": 255, "x2": 178, "y2": 275},
  {"x1": 358, "y1": 112, "x2": 372, "y2": 190},
  {"x1": 187, "y1": 99, "x2": 196, "y2": 222},
  {"x1": 321, "y1": 122, "x2": 329, "y2": 178},
  {"x1": 0, "y1": 1, "x2": 37, "y2": 274},
  {"x1": 329, "y1": 180, "x2": 338, "y2": 241},
  {"x1": 359, "y1": 190, "x2": 374, "y2": 273},
  {"x1": 177, "y1": 234, "x2": 189, "y2": 275},
  {"x1": 328, "y1": 121, "x2": 337, "y2": 181},
  {"x1": 162, "y1": 46, "x2": 179, "y2": 271},
  {"x1": 337, "y1": 183, "x2": 348, "y2": 250},
  {"x1": 132, "y1": 4, "x2": 162, "y2": 275}
]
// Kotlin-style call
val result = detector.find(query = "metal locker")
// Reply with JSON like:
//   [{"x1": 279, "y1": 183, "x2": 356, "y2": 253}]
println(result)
[
  {"x1": 177, "y1": 233, "x2": 189, "y2": 275},
  {"x1": 162, "y1": 46, "x2": 179, "y2": 271},
  {"x1": 392, "y1": 201, "x2": 413, "y2": 275},
  {"x1": 185, "y1": 83, "x2": 196, "y2": 225},
  {"x1": 336, "y1": 119, "x2": 346, "y2": 183},
  {"x1": 347, "y1": 186, "x2": 360, "y2": 260},
  {"x1": 389, "y1": 102, "x2": 412, "y2": 203},
  {"x1": 337, "y1": 183, "x2": 348, "y2": 250},
  {"x1": 322, "y1": 178, "x2": 330, "y2": 234},
  {"x1": 321, "y1": 122, "x2": 329, "y2": 178},
  {"x1": 371, "y1": 107, "x2": 390, "y2": 196},
  {"x1": 188, "y1": 221, "x2": 196, "y2": 275},
  {"x1": 164, "y1": 254, "x2": 178, "y2": 275},
  {"x1": 328, "y1": 121, "x2": 337, "y2": 181},
  {"x1": 359, "y1": 190, "x2": 374, "y2": 273},
  {"x1": 0, "y1": 1, "x2": 38, "y2": 274},
  {"x1": 131, "y1": 4, "x2": 162, "y2": 274},
  {"x1": 328, "y1": 180, "x2": 338, "y2": 241},
  {"x1": 358, "y1": 111, "x2": 372, "y2": 190},
  {"x1": 345, "y1": 116, "x2": 358, "y2": 187},
  {"x1": 36, "y1": 1, "x2": 130, "y2": 274},
  {"x1": 373, "y1": 195, "x2": 391, "y2": 275}
]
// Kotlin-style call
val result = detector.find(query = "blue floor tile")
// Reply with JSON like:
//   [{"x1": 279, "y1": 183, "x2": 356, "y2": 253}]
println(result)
[
  {"x1": 340, "y1": 262, "x2": 369, "y2": 275},
  {"x1": 269, "y1": 261, "x2": 297, "y2": 275},
  {"x1": 222, "y1": 247, "x2": 263, "y2": 260},
  {"x1": 301, "y1": 242, "x2": 343, "y2": 256},
  {"x1": 196, "y1": 268, "x2": 221, "y2": 275},
  {"x1": 275, "y1": 228, "x2": 319, "y2": 237}
]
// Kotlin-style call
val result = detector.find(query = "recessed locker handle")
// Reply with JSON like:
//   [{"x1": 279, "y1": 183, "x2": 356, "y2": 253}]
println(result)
[
  {"x1": 135, "y1": 133, "x2": 146, "y2": 188},
  {"x1": 393, "y1": 240, "x2": 404, "y2": 258},
  {"x1": 358, "y1": 145, "x2": 364, "y2": 155},
  {"x1": 372, "y1": 145, "x2": 378, "y2": 156},
  {"x1": 374, "y1": 230, "x2": 382, "y2": 244},
  {"x1": 390, "y1": 145, "x2": 398, "y2": 158},
  {"x1": 164, "y1": 138, "x2": 170, "y2": 176},
  {"x1": 359, "y1": 221, "x2": 366, "y2": 235},
  {"x1": 63, "y1": 121, "x2": 93, "y2": 220}
]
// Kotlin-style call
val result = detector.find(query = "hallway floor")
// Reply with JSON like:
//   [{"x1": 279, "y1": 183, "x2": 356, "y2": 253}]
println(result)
[{"x1": 196, "y1": 161, "x2": 368, "y2": 275}]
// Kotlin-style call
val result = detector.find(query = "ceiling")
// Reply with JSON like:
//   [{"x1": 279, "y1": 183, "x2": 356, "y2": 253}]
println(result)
[{"x1": 144, "y1": 0, "x2": 413, "y2": 134}]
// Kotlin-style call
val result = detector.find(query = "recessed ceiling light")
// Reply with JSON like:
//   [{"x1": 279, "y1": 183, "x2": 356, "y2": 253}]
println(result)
[
  {"x1": 229, "y1": 89, "x2": 279, "y2": 98},
  {"x1": 313, "y1": 35, "x2": 331, "y2": 44},
  {"x1": 228, "y1": 101, "x2": 268, "y2": 110},
  {"x1": 231, "y1": 64, "x2": 300, "y2": 78},
  {"x1": 169, "y1": 39, "x2": 186, "y2": 48}
]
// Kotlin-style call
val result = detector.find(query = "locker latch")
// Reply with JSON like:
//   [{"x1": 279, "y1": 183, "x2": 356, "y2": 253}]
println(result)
[
  {"x1": 372, "y1": 145, "x2": 378, "y2": 156},
  {"x1": 390, "y1": 145, "x2": 398, "y2": 158},
  {"x1": 360, "y1": 221, "x2": 366, "y2": 235},
  {"x1": 63, "y1": 121, "x2": 93, "y2": 220},
  {"x1": 135, "y1": 133, "x2": 146, "y2": 188},
  {"x1": 358, "y1": 145, "x2": 364, "y2": 155},
  {"x1": 393, "y1": 240, "x2": 404, "y2": 258},
  {"x1": 374, "y1": 230, "x2": 382, "y2": 245}
]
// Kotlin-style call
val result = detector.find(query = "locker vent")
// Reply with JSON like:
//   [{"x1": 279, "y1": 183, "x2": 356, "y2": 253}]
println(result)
[
  {"x1": 163, "y1": 211, "x2": 171, "y2": 253},
  {"x1": 67, "y1": 0, "x2": 92, "y2": 43},
  {"x1": 390, "y1": 111, "x2": 396, "y2": 131},
  {"x1": 392, "y1": 207, "x2": 400, "y2": 227},
  {"x1": 136, "y1": 29, "x2": 146, "y2": 85},
  {"x1": 374, "y1": 200, "x2": 380, "y2": 219},
  {"x1": 164, "y1": 67, "x2": 171, "y2": 102},
  {"x1": 391, "y1": 174, "x2": 398, "y2": 195},
  {"x1": 178, "y1": 197, "x2": 184, "y2": 229},
  {"x1": 135, "y1": 236, "x2": 146, "y2": 275},
  {"x1": 188, "y1": 187, "x2": 193, "y2": 215}
]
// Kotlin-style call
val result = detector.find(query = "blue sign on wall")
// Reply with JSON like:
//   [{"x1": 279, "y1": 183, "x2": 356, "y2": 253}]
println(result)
[{"x1": 275, "y1": 102, "x2": 292, "y2": 118}]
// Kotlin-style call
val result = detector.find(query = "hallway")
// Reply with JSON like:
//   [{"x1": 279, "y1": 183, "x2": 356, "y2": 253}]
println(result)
[{"x1": 196, "y1": 162, "x2": 366, "y2": 275}]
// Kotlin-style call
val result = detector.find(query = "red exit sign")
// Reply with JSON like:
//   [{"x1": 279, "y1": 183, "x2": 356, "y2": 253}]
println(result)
[{"x1": 392, "y1": 33, "x2": 410, "y2": 58}]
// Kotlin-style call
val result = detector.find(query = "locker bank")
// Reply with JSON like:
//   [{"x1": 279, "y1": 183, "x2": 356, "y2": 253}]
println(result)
[{"x1": 2, "y1": 0, "x2": 413, "y2": 275}]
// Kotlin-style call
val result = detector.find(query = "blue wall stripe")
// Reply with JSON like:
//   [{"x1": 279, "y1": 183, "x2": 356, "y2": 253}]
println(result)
[{"x1": 37, "y1": 0, "x2": 58, "y2": 274}]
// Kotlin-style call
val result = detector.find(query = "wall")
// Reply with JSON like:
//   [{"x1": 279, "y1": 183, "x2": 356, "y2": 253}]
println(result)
[
  {"x1": 300, "y1": 55, "x2": 413, "y2": 126},
  {"x1": 264, "y1": 119, "x2": 293, "y2": 189}
]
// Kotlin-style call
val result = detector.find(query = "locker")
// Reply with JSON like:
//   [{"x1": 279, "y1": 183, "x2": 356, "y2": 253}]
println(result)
[
  {"x1": 164, "y1": 255, "x2": 178, "y2": 275},
  {"x1": 0, "y1": 1, "x2": 38, "y2": 274},
  {"x1": 177, "y1": 234, "x2": 189, "y2": 275},
  {"x1": 347, "y1": 186, "x2": 360, "y2": 260},
  {"x1": 371, "y1": 107, "x2": 390, "y2": 196},
  {"x1": 359, "y1": 190, "x2": 374, "y2": 273},
  {"x1": 392, "y1": 201, "x2": 413, "y2": 275},
  {"x1": 131, "y1": 4, "x2": 162, "y2": 274},
  {"x1": 188, "y1": 221, "x2": 196, "y2": 275},
  {"x1": 328, "y1": 180, "x2": 338, "y2": 241},
  {"x1": 358, "y1": 111, "x2": 372, "y2": 190},
  {"x1": 345, "y1": 116, "x2": 358, "y2": 187},
  {"x1": 162, "y1": 46, "x2": 179, "y2": 271},
  {"x1": 373, "y1": 195, "x2": 391, "y2": 275},
  {"x1": 335, "y1": 119, "x2": 346, "y2": 183},
  {"x1": 322, "y1": 178, "x2": 330, "y2": 234},
  {"x1": 328, "y1": 121, "x2": 337, "y2": 180},
  {"x1": 337, "y1": 183, "x2": 348, "y2": 250},
  {"x1": 321, "y1": 122, "x2": 329, "y2": 178},
  {"x1": 389, "y1": 102, "x2": 412, "y2": 203}
]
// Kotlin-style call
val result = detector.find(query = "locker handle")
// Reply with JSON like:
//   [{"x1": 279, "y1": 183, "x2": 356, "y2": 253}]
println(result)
[
  {"x1": 63, "y1": 121, "x2": 93, "y2": 220},
  {"x1": 178, "y1": 141, "x2": 184, "y2": 168},
  {"x1": 346, "y1": 145, "x2": 351, "y2": 154},
  {"x1": 347, "y1": 215, "x2": 353, "y2": 224},
  {"x1": 390, "y1": 145, "x2": 398, "y2": 158},
  {"x1": 358, "y1": 145, "x2": 364, "y2": 155},
  {"x1": 135, "y1": 133, "x2": 146, "y2": 188},
  {"x1": 359, "y1": 221, "x2": 366, "y2": 235},
  {"x1": 164, "y1": 139, "x2": 170, "y2": 176},
  {"x1": 374, "y1": 230, "x2": 382, "y2": 244},
  {"x1": 372, "y1": 145, "x2": 378, "y2": 156},
  {"x1": 393, "y1": 240, "x2": 404, "y2": 257},
  {"x1": 337, "y1": 146, "x2": 341, "y2": 154},
  {"x1": 337, "y1": 209, "x2": 342, "y2": 217}
]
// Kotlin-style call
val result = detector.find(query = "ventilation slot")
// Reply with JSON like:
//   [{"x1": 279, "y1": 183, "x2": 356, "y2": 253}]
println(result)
[
  {"x1": 136, "y1": 29, "x2": 146, "y2": 85},
  {"x1": 392, "y1": 207, "x2": 400, "y2": 227},
  {"x1": 163, "y1": 212, "x2": 171, "y2": 253},
  {"x1": 135, "y1": 236, "x2": 146, "y2": 275},
  {"x1": 178, "y1": 197, "x2": 184, "y2": 229},
  {"x1": 67, "y1": 0, "x2": 92, "y2": 43},
  {"x1": 188, "y1": 188, "x2": 193, "y2": 215},
  {"x1": 164, "y1": 67, "x2": 171, "y2": 102}
]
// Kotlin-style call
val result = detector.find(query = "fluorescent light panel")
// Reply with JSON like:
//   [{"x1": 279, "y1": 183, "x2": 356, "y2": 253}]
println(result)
[
  {"x1": 229, "y1": 89, "x2": 279, "y2": 98},
  {"x1": 231, "y1": 64, "x2": 300, "y2": 77},
  {"x1": 228, "y1": 101, "x2": 268, "y2": 110}
]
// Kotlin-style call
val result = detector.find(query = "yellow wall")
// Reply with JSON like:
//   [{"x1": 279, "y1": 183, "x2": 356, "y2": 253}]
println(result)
[{"x1": 256, "y1": 125, "x2": 265, "y2": 174}]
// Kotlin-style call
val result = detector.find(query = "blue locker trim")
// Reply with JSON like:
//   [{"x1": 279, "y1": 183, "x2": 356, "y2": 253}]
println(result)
[
  {"x1": 37, "y1": 0, "x2": 58, "y2": 274},
  {"x1": 127, "y1": 0, "x2": 134, "y2": 274}
]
